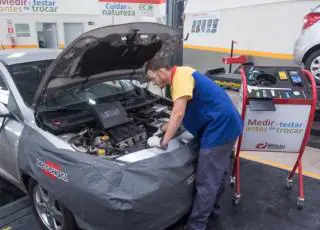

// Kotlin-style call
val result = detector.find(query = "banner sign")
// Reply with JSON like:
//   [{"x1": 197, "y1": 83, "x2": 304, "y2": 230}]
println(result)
[
  {"x1": 101, "y1": 2, "x2": 155, "y2": 17},
  {"x1": 240, "y1": 104, "x2": 311, "y2": 153},
  {"x1": 0, "y1": 0, "x2": 58, "y2": 13}
]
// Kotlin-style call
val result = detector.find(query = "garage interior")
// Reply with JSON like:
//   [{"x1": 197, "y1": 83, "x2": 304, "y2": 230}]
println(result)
[{"x1": 0, "y1": 0, "x2": 320, "y2": 230}]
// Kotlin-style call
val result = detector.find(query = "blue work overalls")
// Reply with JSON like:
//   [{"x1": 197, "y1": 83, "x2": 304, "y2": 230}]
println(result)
[{"x1": 179, "y1": 70, "x2": 243, "y2": 230}]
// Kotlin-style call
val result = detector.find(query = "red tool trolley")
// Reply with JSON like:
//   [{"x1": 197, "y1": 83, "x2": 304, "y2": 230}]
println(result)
[{"x1": 230, "y1": 64, "x2": 318, "y2": 209}]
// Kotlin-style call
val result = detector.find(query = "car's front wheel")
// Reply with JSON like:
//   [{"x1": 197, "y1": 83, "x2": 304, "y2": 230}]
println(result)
[
  {"x1": 28, "y1": 179, "x2": 78, "y2": 230},
  {"x1": 304, "y1": 49, "x2": 320, "y2": 85}
]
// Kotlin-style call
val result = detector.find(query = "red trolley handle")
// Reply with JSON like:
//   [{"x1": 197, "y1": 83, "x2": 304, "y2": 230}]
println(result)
[
  {"x1": 239, "y1": 67, "x2": 248, "y2": 120},
  {"x1": 233, "y1": 67, "x2": 247, "y2": 156},
  {"x1": 299, "y1": 70, "x2": 318, "y2": 153}
]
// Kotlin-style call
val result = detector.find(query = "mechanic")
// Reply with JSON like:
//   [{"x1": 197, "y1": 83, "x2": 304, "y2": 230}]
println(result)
[{"x1": 146, "y1": 57, "x2": 243, "y2": 230}]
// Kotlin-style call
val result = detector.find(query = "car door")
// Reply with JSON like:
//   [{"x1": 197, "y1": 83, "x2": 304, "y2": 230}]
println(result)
[{"x1": 0, "y1": 71, "x2": 25, "y2": 187}]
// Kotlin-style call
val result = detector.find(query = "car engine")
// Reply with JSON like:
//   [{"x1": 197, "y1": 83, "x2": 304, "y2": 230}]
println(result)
[{"x1": 40, "y1": 98, "x2": 175, "y2": 158}]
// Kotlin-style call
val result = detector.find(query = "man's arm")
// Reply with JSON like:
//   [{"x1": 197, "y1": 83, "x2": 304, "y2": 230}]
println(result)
[{"x1": 161, "y1": 96, "x2": 188, "y2": 147}]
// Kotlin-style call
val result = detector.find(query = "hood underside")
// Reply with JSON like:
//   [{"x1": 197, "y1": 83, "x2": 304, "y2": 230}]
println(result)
[{"x1": 32, "y1": 22, "x2": 180, "y2": 108}]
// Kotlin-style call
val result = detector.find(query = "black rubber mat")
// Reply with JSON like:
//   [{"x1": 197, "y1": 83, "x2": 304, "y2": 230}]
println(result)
[
  {"x1": 0, "y1": 179, "x2": 25, "y2": 207},
  {"x1": 0, "y1": 197, "x2": 40, "y2": 230},
  {"x1": 207, "y1": 159, "x2": 320, "y2": 230},
  {"x1": 0, "y1": 178, "x2": 39, "y2": 230}
]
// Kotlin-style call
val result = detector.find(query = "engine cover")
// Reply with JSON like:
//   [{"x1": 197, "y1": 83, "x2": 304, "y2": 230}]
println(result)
[{"x1": 92, "y1": 101, "x2": 130, "y2": 129}]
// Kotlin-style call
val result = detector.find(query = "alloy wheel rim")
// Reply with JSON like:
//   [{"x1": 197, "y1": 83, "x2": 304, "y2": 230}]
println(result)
[
  {"x1": 33, "y1": 184, "x2": 64, "y2": 230},
  {"x1": 310, "y1": 56, "x2": 320, "y2": 81}
]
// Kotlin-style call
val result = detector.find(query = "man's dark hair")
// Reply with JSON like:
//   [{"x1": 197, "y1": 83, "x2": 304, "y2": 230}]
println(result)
[{"x1": 146, "y1": 57, "x2": 171, "y2": 72}]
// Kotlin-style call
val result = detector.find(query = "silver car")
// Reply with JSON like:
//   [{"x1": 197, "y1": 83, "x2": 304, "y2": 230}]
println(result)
[
  {"x1": 294, "y1": 4, "x2": 320, "y2": 84},
  {"x1": 0, "y1": 23, "x2": 197, "y2": 230}
]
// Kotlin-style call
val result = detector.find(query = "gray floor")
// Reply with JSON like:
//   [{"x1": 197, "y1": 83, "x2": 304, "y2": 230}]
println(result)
[{"x1": 207, "y1": 159, "x2": 320, "y2": 230}]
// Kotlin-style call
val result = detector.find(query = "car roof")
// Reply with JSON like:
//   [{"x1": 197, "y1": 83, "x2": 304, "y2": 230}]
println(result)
[{"x1": 0, "y1": 48, "x2": 60, "y2": 65}]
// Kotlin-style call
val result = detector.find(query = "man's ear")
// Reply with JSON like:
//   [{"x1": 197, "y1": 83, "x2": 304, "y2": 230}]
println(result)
[{"x1": 159, "y1": 68, "x2": 170, "y2": 81}]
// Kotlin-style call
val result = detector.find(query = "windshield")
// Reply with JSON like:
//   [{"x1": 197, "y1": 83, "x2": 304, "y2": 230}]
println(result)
[
  {"x1": 42, "y1": 80, "x2": 137, "y2": 109},
  {"x1": 7, "y1": 60, "x2": 138, "y2": 108},
  {"x1": 8, "y1": 60, "x2": 53, "y2": 106}
]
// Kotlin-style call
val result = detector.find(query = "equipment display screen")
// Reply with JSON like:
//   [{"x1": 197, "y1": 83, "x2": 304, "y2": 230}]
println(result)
[
  {"x1": 289, "y1": 71, "x2": 303, "y2": 86},
  {"x1": 291, "y1": 76, "x2": 302, "y2": 83}
]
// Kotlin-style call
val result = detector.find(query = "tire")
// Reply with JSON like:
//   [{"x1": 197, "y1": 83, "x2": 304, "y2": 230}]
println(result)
[
  {"x1": 28, "y1": 179, "x2": 78, "y2": 230},
  {"x1": 304, "y1": 49, "x2": 320, "y2": 85}
]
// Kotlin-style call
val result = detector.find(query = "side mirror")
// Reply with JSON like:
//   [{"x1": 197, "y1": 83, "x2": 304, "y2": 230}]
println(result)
[{"x1": 0, "y1": 103, "x2": 11, "y2": 118}]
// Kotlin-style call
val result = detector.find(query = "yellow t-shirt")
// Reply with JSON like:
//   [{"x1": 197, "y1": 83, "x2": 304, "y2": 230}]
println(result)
[{"x1": 170, "y1": 66, "x2": 196, "y2": 102}]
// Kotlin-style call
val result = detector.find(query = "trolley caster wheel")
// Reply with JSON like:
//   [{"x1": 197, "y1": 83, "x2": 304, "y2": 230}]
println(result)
[
  {"x1": 286, "y1": 179, "x2": 293, "y2": 190},
  {"x1": 297, "y1": 197, "x2": 304, "y2": 210},
  {"x1": 232, "y1": 194, "x2": 240, "y2": 206},
  {"x1": 230, "y1": 176, "x2": 236, "y2": 188}
]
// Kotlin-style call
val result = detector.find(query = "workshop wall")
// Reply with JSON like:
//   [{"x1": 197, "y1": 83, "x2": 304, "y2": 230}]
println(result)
[
  {"x1": 184, "y1": 0, "x2": 294, "y2": 13},
  {"x1": 183, "y1": 0, "x2": 320, "y2": 72},
  {"x1": 0, "y1": 0, "x2": 166, "y2": 49},
  {"x1": 0, "y1": 14, "x2": 100, "y2": 49}
]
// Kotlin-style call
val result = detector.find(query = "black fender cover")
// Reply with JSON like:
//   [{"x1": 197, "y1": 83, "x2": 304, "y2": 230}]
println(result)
[{"x1": 18, "y1": 125, "x2": 198, "y2": 230}]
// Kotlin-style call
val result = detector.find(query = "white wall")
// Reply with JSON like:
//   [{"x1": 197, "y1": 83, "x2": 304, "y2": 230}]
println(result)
[
  {"x1": 186, "y1": 0, "x2": 298, "y2": 13},
  {"x1": 0, "y1": 14, "x2": 99, "y2": 47},
  {"x1": 184, "y1": 0, "x2": 320, "y2": 56},
  {"x1": 58, "y1": 0, "x2": 99, "y2": 15},
  {"x1": 0, "y1": 0, "x2": 166, "y2": 48}
]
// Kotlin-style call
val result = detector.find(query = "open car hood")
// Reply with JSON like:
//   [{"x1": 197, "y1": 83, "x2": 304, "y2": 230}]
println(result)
[{"x1": 32, "y1": 22, "x2": 180, "y2": 109}]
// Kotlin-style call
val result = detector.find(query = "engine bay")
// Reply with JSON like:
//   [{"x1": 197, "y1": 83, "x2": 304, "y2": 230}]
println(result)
[{"x1": 37, "y1": 94, "x2": 183, "y2": 159}]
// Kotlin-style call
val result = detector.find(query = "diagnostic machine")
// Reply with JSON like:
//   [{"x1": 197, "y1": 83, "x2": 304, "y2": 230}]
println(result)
[{"x1": 231, "y1": 65, "x2": 318, "y2": 209}]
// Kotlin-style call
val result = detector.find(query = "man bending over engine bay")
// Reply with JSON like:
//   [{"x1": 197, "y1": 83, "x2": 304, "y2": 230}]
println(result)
[{"x1": 146, "y1": 57, "x2": 243, "y2": 230}]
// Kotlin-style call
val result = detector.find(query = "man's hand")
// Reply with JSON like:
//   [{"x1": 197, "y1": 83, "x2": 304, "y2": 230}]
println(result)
[
  {"x1": 161, "y1": 96, "x2": 188, "y2": 146},
  {"x1": 161, "y1": 123, "x2": 168, "y2": 132},
  {"x1": 147, "y1": 136, "x2": 168, "y2": 150}
]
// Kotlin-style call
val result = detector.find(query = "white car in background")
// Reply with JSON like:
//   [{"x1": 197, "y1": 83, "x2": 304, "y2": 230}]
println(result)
[{"x1": 294, "y1": 4, "x2": 320, "y2": 85}]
